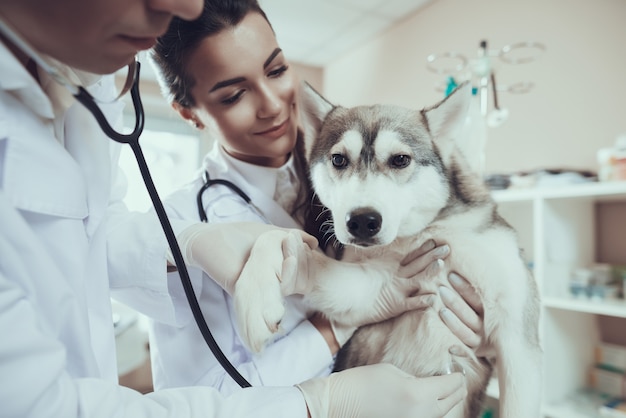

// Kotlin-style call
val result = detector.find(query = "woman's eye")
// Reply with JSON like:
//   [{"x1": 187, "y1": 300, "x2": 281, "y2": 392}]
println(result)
[
  {"x1": 268, "y1": 65, "x2": 288, "y2": 78},
  {"x1": 331, "y1": 154, "x2": 348, "y2": 168},
  {"x1": 221, "y1": 90, "x2": 244, "y2": 105},
  {"x1": 390, "y1": 154, "x2": 411, "y2": 168}
]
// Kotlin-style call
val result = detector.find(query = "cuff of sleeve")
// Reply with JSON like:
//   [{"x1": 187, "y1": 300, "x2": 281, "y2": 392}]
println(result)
[
  {"x1": 296, "y1": 377, "x2": 329, "y2": 418},
  {"x1": 253, "y1": 320, "x2": 334, "y2": 386},
  {"x1": 165, "y1": 219, "x2": 201, "y2": 266},
  {"x1": 330, "y1": 321, "x2": 357, "y2": 347}
]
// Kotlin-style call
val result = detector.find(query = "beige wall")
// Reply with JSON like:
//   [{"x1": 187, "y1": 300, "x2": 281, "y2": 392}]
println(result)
[
  {"x1": 321, "y1": 0, "x2": 626, "y2": 175},
  {"x1": 293, "y1": 62, "x2": 324, "y2": 93}
]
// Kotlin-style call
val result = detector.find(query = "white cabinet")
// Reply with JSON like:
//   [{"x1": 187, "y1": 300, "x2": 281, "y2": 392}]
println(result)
[{"x1": 491, "y1": 182, "x2": 626, "y2": 418}]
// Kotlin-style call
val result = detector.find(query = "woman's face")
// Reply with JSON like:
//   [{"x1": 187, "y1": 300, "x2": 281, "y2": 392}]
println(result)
[
  {"x1": 0, "y1": 0, "x2": 202, "y2": 74},
  {"x1": 184, "y1": 12, "x2": 300, "y2": 168}
]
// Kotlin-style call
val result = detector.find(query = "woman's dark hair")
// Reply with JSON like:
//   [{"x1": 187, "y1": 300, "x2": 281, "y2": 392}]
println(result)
[{"x1": 151, "y1": 0, "x2": 270, "y2": 108}]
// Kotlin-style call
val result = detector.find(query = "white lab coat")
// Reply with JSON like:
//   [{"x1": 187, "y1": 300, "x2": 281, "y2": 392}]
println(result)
[
  {"x1": 0, "y1": 41, "x2": 306, "y2": 417},
  {"x1": 149, "y1": 143, "x2": 334, "y2": 393}
]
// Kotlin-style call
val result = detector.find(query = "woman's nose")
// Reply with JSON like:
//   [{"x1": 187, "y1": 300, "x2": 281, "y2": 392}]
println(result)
[
  {"x1": 149, "y1": 0, "x2": 203, "y2": 21},
  {"x1": 257, "y1": 85, "x2": 282, "y2": 119}
]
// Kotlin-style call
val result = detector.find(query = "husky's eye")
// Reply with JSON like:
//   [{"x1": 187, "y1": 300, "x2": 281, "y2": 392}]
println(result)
[
  {"x1": 390, "y1": 154, "x2": 411, "y2": 168},
  {"x1": 331, "y1": 154, "x2": 348, "y2": 168}
]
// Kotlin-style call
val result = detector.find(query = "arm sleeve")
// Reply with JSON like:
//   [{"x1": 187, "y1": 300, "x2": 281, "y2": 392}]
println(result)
[
  {"x1": 204, "y1": 320, "x2": 334, "y2": 395},
  {"x1": 106, "y1": 164, "x2": 198, "y2": 324},
  {"x1": 0, "y1": 270, "x2": 308, "y2": 418}
]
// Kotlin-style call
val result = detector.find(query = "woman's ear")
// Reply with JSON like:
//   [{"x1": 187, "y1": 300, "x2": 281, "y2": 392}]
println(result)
[{"x1": 172, "y1": 102, "x2": 204, "y2": 129}]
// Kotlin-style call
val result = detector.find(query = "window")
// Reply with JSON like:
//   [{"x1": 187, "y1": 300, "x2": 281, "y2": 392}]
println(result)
[{"x1": 118, "y1": 115, "x2": 201, "y2": 212}]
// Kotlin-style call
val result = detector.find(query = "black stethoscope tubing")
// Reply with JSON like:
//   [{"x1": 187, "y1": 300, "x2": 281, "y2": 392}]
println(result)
[
  {"x1": 75, "y1": 62, "x2": 252, "y2": 388},
  {"x1": 0, "y1": 17, "x2": 250, "y2": 388},
  {"x1": 196, "y1": 171, "x2": 253, "y2": 223}
]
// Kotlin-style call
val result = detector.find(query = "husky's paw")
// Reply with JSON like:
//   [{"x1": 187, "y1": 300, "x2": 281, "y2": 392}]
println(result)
[{"x1": 233, "y1": 230, "x2": 289, "y2": 352}]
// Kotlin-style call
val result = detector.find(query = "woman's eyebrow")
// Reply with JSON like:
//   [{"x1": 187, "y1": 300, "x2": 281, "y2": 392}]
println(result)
[
  {"x1": 209, "y1": 48, "x2": 283, "y2": 93},
  {"x1": 210, "y1": 76, "x2": 245, "y2": 93},
  {"x1": 263, "y1": 48, "x2": 282, "y2": 69}
]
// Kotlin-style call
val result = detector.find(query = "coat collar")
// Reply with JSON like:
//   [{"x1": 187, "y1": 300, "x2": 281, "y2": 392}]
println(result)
[
  {"x1": 0, "y1": 41, "x2": 55, "y2": 120},
  {"x1": 201, "y1": 144, "x2": 302, "y2": 229}
]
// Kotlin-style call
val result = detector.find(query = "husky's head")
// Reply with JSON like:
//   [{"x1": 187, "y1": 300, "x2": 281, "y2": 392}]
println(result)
[{"x1": 299, "y1": 82, "x2": 476, "y2": 248}]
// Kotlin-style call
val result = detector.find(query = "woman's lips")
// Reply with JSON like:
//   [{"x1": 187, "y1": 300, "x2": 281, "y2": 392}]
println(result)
[
  {"x1": 119, "y1": 35, "x2": 158, "y2": 51},
  {"x1": 256, "y1": 119, "x2": 289, "y2": 139}
]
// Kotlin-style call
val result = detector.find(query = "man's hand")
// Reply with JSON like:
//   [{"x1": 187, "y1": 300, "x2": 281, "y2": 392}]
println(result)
[{"x1": 173, "y1": 222, "x2": 317, "y2": 295}]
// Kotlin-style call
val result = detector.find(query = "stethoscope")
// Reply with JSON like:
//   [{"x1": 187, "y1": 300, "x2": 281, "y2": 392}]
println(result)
[
  {"x1": 0, "y1": 19, "x2": 251, "y2": 388},
  {"x1": 197, "y1": 171, "x2": 269, "y2": 223}
]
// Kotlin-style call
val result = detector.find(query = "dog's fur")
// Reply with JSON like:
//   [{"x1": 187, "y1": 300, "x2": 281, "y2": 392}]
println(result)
[{"x1": 234, "y1": 82, "x2": 542, "y2": 418}]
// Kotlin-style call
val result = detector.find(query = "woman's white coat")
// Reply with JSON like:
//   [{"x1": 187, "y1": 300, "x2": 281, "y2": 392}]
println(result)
[{"x1": 149, "y1": 143, "x2": 333, "y2": 393}]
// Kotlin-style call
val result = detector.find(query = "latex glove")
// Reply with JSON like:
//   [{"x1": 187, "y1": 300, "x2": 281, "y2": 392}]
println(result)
[
  {"x1": 171, "y1": 222, "x2": 318, "y2": 295},
  {"x1": 234, "y1": 234, "x2": 447, "y2": 352},
  {"x1": 311, "y1": 239, "x2": 451, "y2": 346},
  {"x1": 296, "y1": 363, "x2": 466, "y2": 418},
  {"x1": 334, "y1": 239, "x2": 451, "y2": 326},
  {"x1": 232, "y1": 228, "x2": 322, "y2": 352},
  {"x1": 439, "y1": 272, "x2": 494, "y2": 358}
]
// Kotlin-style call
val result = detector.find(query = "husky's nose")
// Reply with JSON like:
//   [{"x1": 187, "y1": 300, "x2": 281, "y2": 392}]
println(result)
[{"x1": 346, "y1": 208, "x2": 382, "y2": 239}]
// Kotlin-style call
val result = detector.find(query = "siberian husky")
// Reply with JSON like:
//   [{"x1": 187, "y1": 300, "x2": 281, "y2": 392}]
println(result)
[{"x1": 234, "y1": 82, "x2": 542, "y2": 418}]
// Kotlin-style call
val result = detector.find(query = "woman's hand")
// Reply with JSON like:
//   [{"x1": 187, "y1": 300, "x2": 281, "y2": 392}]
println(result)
[
  {"x1": 297, "y1": 363, "x2": 466, "y2": 418},
  {"x1": 439, "y1": 272, "x2": 493, "y2": 358}
]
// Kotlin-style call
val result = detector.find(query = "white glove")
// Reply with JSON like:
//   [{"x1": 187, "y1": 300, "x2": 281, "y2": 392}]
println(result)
[
  {"x1": 170, "y1": 222, "x2": 318, "y2": 295},
  {"x1": 277, "y1": 234, "x2": 440, "y2": 346},
  {"x1": 296, "y1": 363, "x2": 466, "y2": 418},
  {"x1": 315, "y1": 240, "x2": 451, "y2": 328},
  {"x1": 439, "y1": 272, "x2": 495, "y2": 359}
]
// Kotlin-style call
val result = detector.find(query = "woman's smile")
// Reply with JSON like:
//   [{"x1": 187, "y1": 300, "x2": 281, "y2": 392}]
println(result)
[{"x1": 255, "y1": 118, "x2": 289, "y2": 139}]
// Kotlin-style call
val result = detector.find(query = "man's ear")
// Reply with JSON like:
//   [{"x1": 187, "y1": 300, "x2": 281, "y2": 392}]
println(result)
[
  {"x1": 172, "y1": 102, "x2": 204, "y2": 129},
  {"x1": 421, "y1": 81, "x2": 472, "y2": 165},
  {"x1": 298, "y1": 81, "x2": 335, "y2": 160}
]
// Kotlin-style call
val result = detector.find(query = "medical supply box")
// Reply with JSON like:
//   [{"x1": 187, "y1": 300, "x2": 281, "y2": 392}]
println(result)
[{"x1": 596, "y1": 343, "x2": 626, "y2": 372}]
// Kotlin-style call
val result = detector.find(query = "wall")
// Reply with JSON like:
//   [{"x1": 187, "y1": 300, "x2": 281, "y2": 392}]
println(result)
[
  {"x1": 293, "y1": 62, "x2": 324, "y2": 92},
  {"x1": 322, "y1": 0, "x2": 626, "y2": 175}
]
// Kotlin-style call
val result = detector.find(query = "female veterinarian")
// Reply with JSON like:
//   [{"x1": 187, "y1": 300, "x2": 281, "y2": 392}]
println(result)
[
  {"x1": 0, "y1": 0, "x2": 478, "y2": 416},
  {"x1": 147, "y1": 0, "x2": 487, "y2": 403}
]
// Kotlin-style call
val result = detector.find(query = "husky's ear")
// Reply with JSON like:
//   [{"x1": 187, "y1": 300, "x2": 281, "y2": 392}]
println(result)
[
  {"x1": 298, "y1": 81, "x2": 335, "y2": 160},
  {"x1": 422, "y1": 81, "x2": 472, "y2": 166}
]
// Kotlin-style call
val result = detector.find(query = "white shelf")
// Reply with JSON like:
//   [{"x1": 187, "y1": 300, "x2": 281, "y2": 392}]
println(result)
[
  {"x1": 542, "y1": 389, "x2": 614, "y2": 418},
  {"x1": 492, "y1": 181, "x2": 626, "y2": 203},
  {"x1": 543, "y1": 402, "x2": 599, "y2": 418},
  {"x1": 490, "y1": 181, "x2": 626, "y2": 418},
  {"x1": 543, "y1": 297, "x2": 626, "y2": 318}
]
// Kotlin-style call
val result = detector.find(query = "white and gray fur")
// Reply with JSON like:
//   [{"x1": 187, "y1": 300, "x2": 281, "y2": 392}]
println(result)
[
  {"x1": 297, "y1": 82, "x2": 542, "y2": 418},
  {"x1": 234, "y1": 82, "x2": 542, "y2": 418}
]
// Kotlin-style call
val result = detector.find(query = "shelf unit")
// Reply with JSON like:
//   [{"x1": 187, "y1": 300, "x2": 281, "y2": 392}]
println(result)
[{"x1": 489, "y1": 181, "x2": 626, "y2": 418}]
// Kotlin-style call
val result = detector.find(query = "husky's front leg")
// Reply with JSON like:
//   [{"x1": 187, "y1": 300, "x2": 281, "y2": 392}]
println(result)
[
  {"x1": 495, "y1": 328, "x2": 542, "y2": 418},
  {"x1": 304, "y1": 256, "x2": 438, "y2": 327},
  {"x1": 304, "y1": 258, "x2": 393, "y2": 323},
  {"x1": 493, "y1": 281, "x2": 542, "y2": 418},
  {"x1": 233, "y1": 229, "x2": 317, "y2": 352}
]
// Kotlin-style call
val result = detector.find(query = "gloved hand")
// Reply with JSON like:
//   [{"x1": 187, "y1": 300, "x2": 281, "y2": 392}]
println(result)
[
  {"x1": 439, "y1": 272, "x2": 494, "y2": 359},
  {"x1": 232, "y1": 233, "x2": 448, "y2": 352},
  {"x1": 171, "y1": 222, "x2": 318, "y2": 295},
  {"x1": 296, "y1": 363, "x2": 466, "y2": 418},
  {"x1": 322, "y1": 240, "x2": 450, "y2": 345}
]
